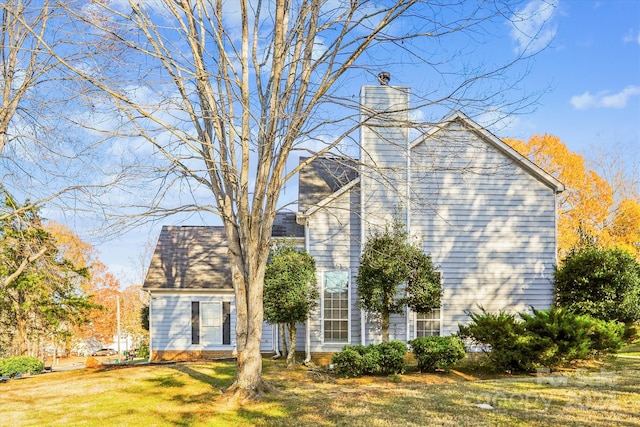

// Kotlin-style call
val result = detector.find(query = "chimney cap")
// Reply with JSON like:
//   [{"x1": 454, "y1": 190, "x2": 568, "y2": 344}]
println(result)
[{"x1": 377, "y1": 71, "x2": 390, "y2": 85}]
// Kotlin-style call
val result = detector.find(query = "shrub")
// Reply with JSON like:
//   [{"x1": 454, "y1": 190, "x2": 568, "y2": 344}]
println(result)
[
  {"x1": 0, "y1": 356, "x2": 44, "y2": 377},
  {"x1": 331, "y1": 347, "x2": 362, "y2": 378},
  {"x1": 588, "y1": 318, "x2": 624, "y2": 355},
  {"x1": 520, "y1": 308, "x2": 593, "y2": 367},
  {"x1": 332, "y1": 341, "x2": 407, "y2": 377},
  {"x1": 137, "y1": 342, "x2": 150, "y2": 359},
  {"x1": 459, "y1": 307, "x2": 626, "y2": 372},
  {"x1": 332, "y1": 346, "x2": 374, "y2": 378},
  {"x1": 554, "y1": 247, "x2": 640, "y2": 324},
  {"x1": 376, "y1": 341, "x2": 407, "y2": 375},
  {"x1": 409, "y1": 336, "x2": 466, "y2": 372},
  {"x1": 458, "y1": 308, "x2": 534, "y2": 372}
]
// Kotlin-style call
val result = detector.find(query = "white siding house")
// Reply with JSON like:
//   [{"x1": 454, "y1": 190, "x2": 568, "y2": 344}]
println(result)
[{"x1": 143, "y1": 83, "x2": 563, "y2": 363}]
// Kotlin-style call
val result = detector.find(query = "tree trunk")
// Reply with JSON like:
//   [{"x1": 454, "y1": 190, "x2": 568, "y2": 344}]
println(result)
[
  {"x1": 223, "y1": 221, "x2": 276, "y2": 401},
  {"x1": 381, "y1": 310, "x2": 390, "y2": 343},
  {"x1": 280, "y1": 323, "x2": 288, "y2": 357},
  {"x1": 16, "y1": 314, "x2": 29, "y2": 356},
  {"x1": 287, "y1": 323, "x2": 296, "y2": 367}
]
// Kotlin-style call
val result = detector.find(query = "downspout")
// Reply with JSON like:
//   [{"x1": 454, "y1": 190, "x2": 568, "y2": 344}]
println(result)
[
  {"x1": 272, "y1": 324, "x2": 281, "y2": 359},
  {"x1": 360, "y1": 181, "x2": 366, "y2": 345},
  {"x1": 555, "y1": 188, "x2": 560, "y2": 265},
  {"x1": 304, "y1": 218, "x2": 312, "y2": 364},
  {"x1": 360, "y1": 89, "x2": 367, "y2": 346},
  {"x1": 406, "y1": 106, "x2": 411, "y2": 344},
  {"x1": 553, "y1": 188, "x2": 560, "y2": 307}
]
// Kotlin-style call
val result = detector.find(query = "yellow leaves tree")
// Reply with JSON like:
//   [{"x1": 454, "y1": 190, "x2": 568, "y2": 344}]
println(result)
[
  {"x1": 504, "y1": 134, "x2": 630, "y2": 259},
  {"x1": 45, "y1": 221, "x2": 95, "y2": 276},
  {"x1": 46, "y1": 222, "x2": 148, "y2": 346},
  {"x1": 607, "y1": 198, "x2": 640, "y2": 258},
  {"x1": 120, "y1": 285, "x2": 148, "y2": 346}
]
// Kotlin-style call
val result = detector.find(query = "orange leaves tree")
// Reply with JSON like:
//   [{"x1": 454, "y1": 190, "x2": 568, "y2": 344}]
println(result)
[
  {"x1": 505, "y1": 135, "x2": 639, "y2": 259},
  {"x1": 46, "y1": 222, "x2": 148, "y2": 349},
  {"x1": 0, "y1": 191, "x2": 94, "y2": 357}
]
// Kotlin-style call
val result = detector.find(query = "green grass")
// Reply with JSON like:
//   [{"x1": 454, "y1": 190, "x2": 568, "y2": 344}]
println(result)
[{"x1": 1, "y1": 354, "x2": 639, "y2": 426}]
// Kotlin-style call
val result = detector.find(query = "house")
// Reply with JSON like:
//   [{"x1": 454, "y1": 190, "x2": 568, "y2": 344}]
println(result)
[{"x1": 143, "y1": 84, "x2": 564, "y2": 363}]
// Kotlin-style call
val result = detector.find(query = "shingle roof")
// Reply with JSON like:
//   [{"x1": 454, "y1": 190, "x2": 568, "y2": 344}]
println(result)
[
  {"x1": 143, "y1": 211, "x2": 304, "y2": 290},
  {"x1": 143, "y1": 226, "x2": 232, "y2": 290},
  {"x1": 272, "y1": 211, "x2": 304, "y2": 238},
  {"x1": 298, "y1": 156, "x2": 359, "y2": 213}
]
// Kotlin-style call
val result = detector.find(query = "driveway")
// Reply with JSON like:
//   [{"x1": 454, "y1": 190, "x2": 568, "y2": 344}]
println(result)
[{"x1": 46, "y1": 356, "x2": 123, "y2": 372}]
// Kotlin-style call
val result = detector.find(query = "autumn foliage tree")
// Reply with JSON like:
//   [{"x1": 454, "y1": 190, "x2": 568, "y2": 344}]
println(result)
[
  {"x1": 505, "y1": 135, "x2": 639, "y2": 259},
  {"x1": 0, "y1": 190, "x2": 94, "y2": 357},
  {"x1": 72, "y1": 261, "x2": 148, "y2": 349},
  {"x1": 28, "y1": 216, "x2": 147, "y2": 351}
]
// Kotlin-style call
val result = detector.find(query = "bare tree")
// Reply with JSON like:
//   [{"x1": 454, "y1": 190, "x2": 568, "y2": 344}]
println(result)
[
  {"x1": 0, "y1": 0, "x2": 139, "y2": 227},
  {"x1": 23, "y1": 0, "x2": 556, "y2": 398},
  {"x1": 0, "y1": 0, "x2": 54, "y2": 155}
]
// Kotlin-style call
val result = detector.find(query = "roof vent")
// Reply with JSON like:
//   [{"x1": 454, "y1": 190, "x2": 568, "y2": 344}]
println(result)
[{"x1": 377, "y1": 71, "x2": 390, "y2": 85}]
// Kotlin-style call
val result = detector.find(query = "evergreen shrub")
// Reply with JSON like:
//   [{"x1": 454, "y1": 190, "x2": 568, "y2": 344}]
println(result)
[
  {"x1": 332, "y1": 341, "x2": 407, "y2": 377},
  {"x1": 459, "y1": 307, "x2": 625, "y2": 372},
  {"x1": 409, "y1": 336, "x2": 466, "y2": 372},
  {"x1": 458, "y1": 308, "x2": 534, "y2": 372},
  {"x1": 0, "y1": 356, "x2": 44, "y2": 377},
  {"x1": 376, "y1": 341, "x2": 407, "y2": 375},
  {"x1": 554, "y1": 247, "x2": 640, "y2": 323}
]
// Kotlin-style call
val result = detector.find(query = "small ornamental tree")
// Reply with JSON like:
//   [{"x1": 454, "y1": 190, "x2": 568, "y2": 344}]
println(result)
[
  {"x1": 263, "y1": 243, "x2": 318, "y2": 366},
  {"x1": 357, "y1": 221, "x2": 442, "y2": 342},
  {"x1": 554, "y1": 246, "x2": 640, "y2": 324}
]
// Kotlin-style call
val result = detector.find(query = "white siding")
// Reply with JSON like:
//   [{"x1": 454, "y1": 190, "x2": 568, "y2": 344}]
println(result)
[
  {"x1": 360, "y1": 85, "x2": 410, "y2": 230},
  {"x1": 410, "y1": 122, "x2": 556, "y2": 335},
  {"x1": 307, "y1": 188, "x2": 361, "y2": 352},
  {"x1": 261, "y1": 322, "x2": 276, "y2": 353},
  {"x1": 302, "y1": 91, "x2": 558, "y2": 352},
  {"x1": 150, "y1": 292, "x2": 235, "y2": 352},
  {"x1": 359, "y1": 85, "x2": 411, "y2": 344}
]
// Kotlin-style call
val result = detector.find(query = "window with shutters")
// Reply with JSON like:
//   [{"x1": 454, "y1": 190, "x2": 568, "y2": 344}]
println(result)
[
  {"x1": 201, "y1": 302, "x2": 222, "y2": 345},
  {"x1": 192, "y1": 301, "x2": 231, "y2": 346}
]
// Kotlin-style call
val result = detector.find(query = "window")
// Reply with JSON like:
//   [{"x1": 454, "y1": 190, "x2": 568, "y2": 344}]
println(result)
[
  {"x1": 191, "y1": 301, "x2": 231, "y2": 346},
  {"x1": 416, "y1": 308, "x2": 441, "y2": 337},
  {"x1": 323, "y1": 270, "x2": 350, "y2": 342},
  {"x1": 201, "y1": 302, "x2": 222, "y2": 345}
]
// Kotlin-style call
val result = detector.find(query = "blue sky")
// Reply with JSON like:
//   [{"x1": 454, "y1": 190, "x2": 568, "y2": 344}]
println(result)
[
  {"x1": 506, "y1": 0, "x2": 639, "y2": 157},
  {"x1": 86, "y1": 0, "x2": 639, "y2": 287}
]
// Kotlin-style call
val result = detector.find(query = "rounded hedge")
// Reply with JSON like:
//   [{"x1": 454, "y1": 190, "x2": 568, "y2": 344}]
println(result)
[{"x1": 554, "y1": 247, "x2": 640, "y2": 323}]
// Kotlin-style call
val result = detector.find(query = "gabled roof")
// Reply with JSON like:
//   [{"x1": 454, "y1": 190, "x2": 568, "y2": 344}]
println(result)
[
  {"x1": 411, "y1": 111, "x2": 565, "y2": 193},
  {"x1": 143, "y1": 226, "x2": 232, "y2": 290},
  {"x1": 143, "y1": 211, "x2": 303, "y2": 291},
  {"x1": 298, "y1": 156, "x2": 359, "y2": 213},
  {"x1": 297, "y1": 112, "x2": 564, "y2": 218}
]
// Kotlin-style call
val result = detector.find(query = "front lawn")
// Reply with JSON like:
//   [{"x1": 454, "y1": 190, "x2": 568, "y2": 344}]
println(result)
[{"x1": 1, "y1": 355, "x2": 638, "y2": 426}]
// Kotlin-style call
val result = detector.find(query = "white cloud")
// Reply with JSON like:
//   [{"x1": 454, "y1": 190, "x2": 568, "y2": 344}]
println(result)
[
  {"x1": 510, "y1": 0, "x2": 559, "y2": 53},
  {"x1": 623, "y1": 29, "x2": 640, "y2": 45},
  {"x1": 570, "y1": 85, "x2": 640, "y2": 110}
]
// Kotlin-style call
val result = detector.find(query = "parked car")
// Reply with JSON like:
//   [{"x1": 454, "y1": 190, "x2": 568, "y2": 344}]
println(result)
[{"x1": 91, "y1": 348, "x2": 116, "y2": 357}]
